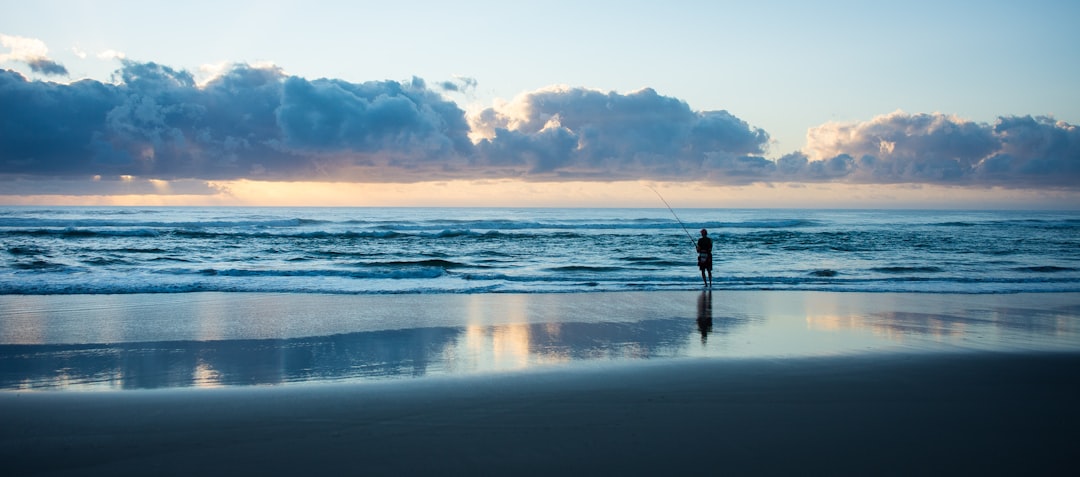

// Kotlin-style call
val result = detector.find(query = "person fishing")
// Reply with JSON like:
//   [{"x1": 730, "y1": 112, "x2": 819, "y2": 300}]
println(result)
[
  {"x1": 649, "y1": 186, "x2": 715, "y2": 287},
  {"x1": 697, "y1": 229, "x2": 713, "y2": 287}
]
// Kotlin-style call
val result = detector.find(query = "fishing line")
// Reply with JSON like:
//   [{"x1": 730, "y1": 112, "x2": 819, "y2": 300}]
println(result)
[{"x1": 648, "y1": 186, "x2": 697, "y2": 248}]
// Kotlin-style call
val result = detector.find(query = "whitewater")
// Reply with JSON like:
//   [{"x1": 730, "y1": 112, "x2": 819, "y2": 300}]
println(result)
[{"x1": 1, "y1": 207, "x2": 1078, "y2": 295}]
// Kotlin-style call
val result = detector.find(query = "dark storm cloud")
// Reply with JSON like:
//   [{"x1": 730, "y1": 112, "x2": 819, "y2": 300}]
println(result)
[{"x1": 1, "y1": 61, "x2": 1078, "y2": 193}]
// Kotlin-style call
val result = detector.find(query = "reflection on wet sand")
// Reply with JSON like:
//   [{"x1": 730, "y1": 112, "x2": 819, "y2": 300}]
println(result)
[
  {"x1": 0, "y1": 319, "x2": 699, "y2": 390},
  {"x1": 805, "y1": 303, "x2": 1080, "y2": 349},
  {"x1": 697, "y1": 290, "x2": 712, "y2": 344},
  {"x1": 808, "y1": 312, "x2": 976, "y2": 350},
  {"x1": 2, "y1": 291, "x2": 1078, "y2": 390}
]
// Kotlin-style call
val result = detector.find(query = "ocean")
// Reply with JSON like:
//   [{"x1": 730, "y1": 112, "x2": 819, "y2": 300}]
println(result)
[
  {"x1": 3, "y1": 206, "x2": 1080, "y2": 390},
  {"x1": 2, "y1": 206, "x2": 1078, "y2": 295}
]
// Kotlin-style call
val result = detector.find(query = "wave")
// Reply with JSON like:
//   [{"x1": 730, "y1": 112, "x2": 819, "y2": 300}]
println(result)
[
  {"x1": 871, "y1": 266, "x2": 945, "y2": 274},
  {"x1": 2, "y1": 228, "x2": 163, "y2": 238},
  {"x1": 150, "y1": 256, "x2": 194, "y2": 263},
  {"x1": 7, "y1": 246, "x2": 49, "y2": 256},
  {"x1": 708, "y1": 219, "x2": 822, "y2": 229},
  {"x1": 183, "y1": 267, "x2": 449, "y2": 279},
  {"x1": 621, "y1": 257, "x2": 685, "y2": 267},
  {"x1": 80, "y1": 257, "x2": 133, "y2": 266},
  {"x1": 170, "y1": 230, "x2": 408, "y2": 240},
  {"x1": 0, "y1": 228, "x2": 535, "y2": 241},
  {"x1": 809, "y1": 269, "x2": 839, "y2": 277},
  {"x1": 363, "y1": 259, "x2": 474, "y2": 269},
  {"x1": 10, "y1": 260, "x2": 72, "y2": 271},
  {"x1": 429, "y1": 229, "x2": 506, "y2": 238},
  {"x1": 545, "y1": 265, "x2": 628, "y2": 273},
  {"x1": 931, "y1": 218, "x2": 1080, "y2": 230},
  {"x1": 933, "y1": 221, "x2": 978, "y2": 227},
  {"x1": 0, "y1": 217, "x2": 319, "y2": 229},
  {"x1": 1014, "y1": 266, "x2": 1076, "y2": 273}
]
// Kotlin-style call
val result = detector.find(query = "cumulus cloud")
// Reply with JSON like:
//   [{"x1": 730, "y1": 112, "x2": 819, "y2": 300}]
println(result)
[
  {"x1": 978, "y1": 115, "x2": 1080, "y2": 186},
  {"x1": 0, "y1": 63, "x2": 770, "y2": 186},
  {"x1": 277, "y1": 75, "x2": 473, "y2": 164},
  {"x1": 801, "y1": 111, "x2": 1079, "y2": 187},
  {"x1": 1, "y1": 59, "x2": 1077, "y2": 193},
  {"x1": 470, "y1": 86, "x2": 771, "y2": 181},
  {"x1": 1, "y1": 61, "x2": 475, "y2": 184},
  {"x1": 0, "y1": 34, "x2": 67, "y2": 77}
]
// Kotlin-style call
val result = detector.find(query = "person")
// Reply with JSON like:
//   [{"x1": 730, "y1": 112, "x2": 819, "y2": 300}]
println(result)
[{"x1": 696, "y1": 229, "x2": 713, "y2": 287}]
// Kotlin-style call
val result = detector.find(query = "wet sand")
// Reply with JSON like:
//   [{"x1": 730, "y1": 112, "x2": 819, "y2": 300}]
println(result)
[
  {"x1": 2, "y1": 353, "x2": 1079, "y2": 476},
  {"x1": 2, "y1": 291, "x2": 1079, "y2": 475}
]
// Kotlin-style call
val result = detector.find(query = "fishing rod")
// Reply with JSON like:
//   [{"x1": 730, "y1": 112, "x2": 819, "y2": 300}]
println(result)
[{"x1": 648, "y1": 186, "x2": 697, "y2": 248}]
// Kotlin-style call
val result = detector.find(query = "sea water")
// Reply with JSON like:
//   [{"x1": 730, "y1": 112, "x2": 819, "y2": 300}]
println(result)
[
  {"x1": 2, "y1": 207, "x2": 1080, "y2": 389},
  {"x1": 1, "y1": 207, "x2": 1078, "y2": 295}
]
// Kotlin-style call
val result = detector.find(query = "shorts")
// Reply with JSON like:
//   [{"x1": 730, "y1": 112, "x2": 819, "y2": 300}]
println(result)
[{"x1": 698, "y1": 253, "x2": 712, "y2": 271}]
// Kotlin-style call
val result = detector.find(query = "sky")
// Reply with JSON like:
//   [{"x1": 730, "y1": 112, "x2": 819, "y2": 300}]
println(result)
[{"x1": 1, "y1": 0, "x2": 1078, "y2": 208}]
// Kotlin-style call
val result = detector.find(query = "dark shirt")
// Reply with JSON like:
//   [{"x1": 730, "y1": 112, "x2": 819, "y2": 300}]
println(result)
[{"x1": 697, "y1": 236, "x2": 712, "y2": 254}]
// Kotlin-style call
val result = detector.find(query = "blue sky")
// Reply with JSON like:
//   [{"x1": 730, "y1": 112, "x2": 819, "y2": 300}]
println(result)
[{"x1": 1, "y1": 0, "x2": 1078, "y2": 207}]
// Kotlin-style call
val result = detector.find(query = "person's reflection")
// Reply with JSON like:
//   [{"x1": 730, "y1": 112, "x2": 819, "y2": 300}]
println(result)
[{"x1": 697, "y1": 290, "x2": 713, "y2": 344}]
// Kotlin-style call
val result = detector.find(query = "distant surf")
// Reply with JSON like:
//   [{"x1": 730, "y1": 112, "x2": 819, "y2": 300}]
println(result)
[{"x1": 2, "y1": 207, "x2": 1078, "y2": 295}]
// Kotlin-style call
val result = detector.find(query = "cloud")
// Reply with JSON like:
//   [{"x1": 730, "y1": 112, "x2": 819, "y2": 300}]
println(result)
[
  {"x1": 276, "y1": 75, "x2": 474, "y2": 164},
  {"x1": 1, "y1": 59, "x2": 1077, "y2": 193},
  {"x1": 1, "y1": 61, "x2": 475, "y2": 184},
  {"x1": 97, "y1": 49, "x2": 126, "y2": 61},
  {"x1": 0, "y1": 177, "x2": 224, "y2": 196},
  {"x1": 801, "y1": 111, "x2": 1079, "y2": 187},
  {"x1": 0, "y1": 34, "x2": 48, "y2": 61},
  {"x1": 977, "y1": 115, "x2": 1080, "y2": 187},
  {"x1": 26, "y1": 57, "x2": 68, "y2": 76},
  {"x1": 470, "y1": 86, "x2": 771, "y2": 181},
  {"x1": 0, "y1": 34, "x2": 67, "y2": 77},
  {"x1": 438, "y1": 76, "x2": 477, "y2": 93}
]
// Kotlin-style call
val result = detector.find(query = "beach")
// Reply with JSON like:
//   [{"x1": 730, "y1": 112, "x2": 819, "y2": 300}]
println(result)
[
  {"x1": 2, "y1": 353, "x2": 1078, "y2": 476},
  {"x1": 2, "y1": 291, "x2": 1079, "y2": 476}
]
